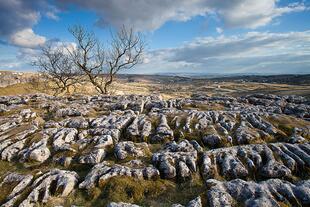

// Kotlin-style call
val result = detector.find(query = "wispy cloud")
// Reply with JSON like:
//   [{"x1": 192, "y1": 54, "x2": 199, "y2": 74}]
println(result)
[{"x1": 134, "y1": 31, "x2": 310, "y2": 74}]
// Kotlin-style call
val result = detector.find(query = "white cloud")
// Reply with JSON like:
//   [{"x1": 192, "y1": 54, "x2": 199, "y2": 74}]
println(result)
[
  {"x1": 134, "y1": 31, "x2": 310, "y2": 74},
  {"x1": 216, "y1": 27, "x2": 223, "y2": 34},
  {"x1": 16, "y1": 47, "x2": 40, "y2": 60},
  {"x1": 10, "y1": 28, "x2": 46, "y2": 48},
  {"x1": 1, "y1": 40, "x2": 77, "y2": 71},
  {"x1": 212, "y1": 0, "x2": 307, "y2": 29},
  {"x1": 59, "y1": 0, "x2": 306, "y2": 30},
  {"x1": 0, "y1": 59, "x2": 23, "y2": 69},
  {"x1": 46, "y1": 11, "x2": 59, "y2": 20},
  {"x1": 0, "y1": 0, "x2": 59, "y2": 36},
  {"x1": 49, "y1": 41, "x2": 77, "y2": 54},
  {"x1": 0, "y1": 0, "x2": 58, "y2": 49}
]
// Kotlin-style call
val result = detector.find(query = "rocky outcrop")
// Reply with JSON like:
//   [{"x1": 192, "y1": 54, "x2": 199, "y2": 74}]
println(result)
[
  {"x1": 79, "y1": 161, "x2": 159, "y2": 190},
  {"x1": 19, "y1": 136, "x2": 50, "y2": 163},
  {"x1": 206, "y1": 178, "x2": 310, "y2": 207},
  {"x1": 1, "y1": 169, "x2": 78, "y2": 207},
  {"x1": 0, "y1": 93, "x2": 309, "y2": 206},
  {"x1": 20, "y1": 109, "x2": 36, "y2": 120},
  {"x1": 53, "y1": 128, "x2": 78, "y2": 151},
  {"x1": 107, "y1": 202, "x2": 141, "y2": 207},
  {"x1": 90, "y1": 111, "x2": 135, "y2": 142},
  {"x1": 78, "y1": 134, "x2": 114, "y2": 164},
  {"x1": 55, "y1": 106, "x2": 88, "y2": 117},
  {"x1": 172, "y1": 196, "x2": 202, "y2": 207},
  {"x1": 126, "y1": 115, "x2": 152, "y2": 141},
  {"x1": 151, "y1": 115, "x2": 174, "y2": 143},
  {"x1": 114, "y1": 141, "x2": 150, "y2": 160},
  {"x1": 152, "y1": 140, "x2": 198, "y2": 179},
  {"x1": 0, "y1": 172, "x2": 33, "y2": 207},
  {"x1": 201, "y1": 143, "x2": 310, "y2": 180},
  {"x1": 0, "y1": 125, "x2": 38, "y2": 161}
]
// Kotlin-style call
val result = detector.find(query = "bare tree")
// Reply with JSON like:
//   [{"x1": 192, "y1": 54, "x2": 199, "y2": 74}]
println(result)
[
  {"x1": 105, "y1": 26, "x2": 145, "y2": 93},
  {"x1": 69, "y1": 25, "x2": 145, "y2": 94},
  {"x1": 68, "y1": 25, "x2": 106, "y2": 94},
  {"x1": 33, "y1": 43, "x2": 80, "y2": 95}
]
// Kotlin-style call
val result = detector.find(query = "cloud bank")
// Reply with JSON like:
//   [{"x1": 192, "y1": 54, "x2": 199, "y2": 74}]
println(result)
[
  {"x1": 0, "y1": 0, "x2": 57, "y2": 48},
  {"x1": 134, "y1": 31, "x2": 310, "y2": 74},
  {"x1": 59, "y1": 0, "x2": 306, "y2": 30}
]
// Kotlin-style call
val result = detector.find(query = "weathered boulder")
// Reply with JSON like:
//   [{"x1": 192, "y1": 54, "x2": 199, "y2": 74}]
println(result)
[
  {"x1": 78, "y1": 135, "x2": 113, "y2": 164},
  {"x1": 107, "y1": 202, "x2": 141, "y2": 207},
  {"x1": 53, "y1": 128, "x2": 78, "y2": 151},
  {"x1": 152, "y1": 140, "x2": 197, "y2": 179},
  {"x1": 0, "y1": 125, "x2": 38, "y2": 161},
  {"x1": 206, "y1": 178, "x2": 310, "y2": 207},
  {"x1": 20, "y1": 109, "x2": 36, "y2": 120},
  {"x1": 55, "y1": 106, "x2": 88, "y2": 117},
  {"x1": 79, "y1": 148, "x2": 106, "y2": 164},
  {"x1": 19, "y1": 169, "x2": 78, "y2": 207},
  {"x1": 115, "y1": 141, "x2": 149, "y2": 160},
  {"x1": 151, "y1": 114, "x2": 173, "y2": 143},
  {"x1": 0, "y1": 173, "x2": 33, "y2": 207},
  {"x1": 202, "y1": 134, "x2": 222, "y2": 148},
  {"x1": 201, "y1": 143, "x2": 310, "y2": 181},
  {"x1": 79, "y1": 162, "x2": 159, "y2": 190},
  {"x1": 126, "y1": 115, "x2": 152, "y2": 141},
  {"x1": 61, "y1": 117, "x2": 89, "y2": 129},
  {"x1": 19, "y1": 136, "x2": 50, "y2": 163},
  {"x1": 2, "y1": 169, "x2": 78, "y2": 207},
  {"x1": 187, "y1": 196, "x2": 202, "y2": 207}
]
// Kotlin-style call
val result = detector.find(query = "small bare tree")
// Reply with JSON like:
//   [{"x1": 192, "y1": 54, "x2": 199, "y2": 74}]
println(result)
[
  {"x1": 69, "y1": 25, "x2": 145, "y2": 94},
  {"x1": 33, "y1": 43, "x2": 80, "y2": 95},
  {"x1": 105, "y1": 26, "x2": 145, "y2": 93},
  {"x1": 68, "y1": 25, "x2": 106, "y2": 94}
]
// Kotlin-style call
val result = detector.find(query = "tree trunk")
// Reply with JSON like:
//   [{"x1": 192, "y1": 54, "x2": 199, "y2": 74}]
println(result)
[
  {"x1": 66, "y1": 86, "x2": 70, "y2": 94},
  {"x1": 104, "y1": 74, "x2": 113, "y2": 94}
]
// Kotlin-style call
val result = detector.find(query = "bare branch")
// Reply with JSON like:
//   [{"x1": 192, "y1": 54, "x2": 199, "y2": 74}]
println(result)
[
  {"x1": 33, "y1": 42, "x2": 81, "y2": 95},
  {"x1": 104, "y1": 25, "x2": 146, "y2": 93}
]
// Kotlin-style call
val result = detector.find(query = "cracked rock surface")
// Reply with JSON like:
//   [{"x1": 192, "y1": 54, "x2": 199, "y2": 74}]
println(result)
[{"x1": 0, "y1": 93, "x2": 309, "y2": 206}]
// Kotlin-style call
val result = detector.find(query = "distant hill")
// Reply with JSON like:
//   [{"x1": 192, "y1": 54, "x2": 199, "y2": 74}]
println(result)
[{"x1": 209, "y1": 74, "x2": 310, "y2": 85}]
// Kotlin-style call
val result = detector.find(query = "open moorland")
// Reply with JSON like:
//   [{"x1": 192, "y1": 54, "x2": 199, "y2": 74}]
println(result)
[{"x1": 0, "y1": 71, "x2": 310, "y2": 206}]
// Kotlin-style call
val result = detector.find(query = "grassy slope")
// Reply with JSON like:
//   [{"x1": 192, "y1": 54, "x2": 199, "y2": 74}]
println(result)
[{"x1": 0, "y1": 83, "x2": 38, "y2": 96}]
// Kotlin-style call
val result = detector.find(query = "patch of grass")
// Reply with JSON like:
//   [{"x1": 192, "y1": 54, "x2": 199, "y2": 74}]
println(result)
[
  {"x1": 278, "y1": 201, "x2": 292, "y2": 207},
  {"x1": 0, "y1": 181, "x2": 18, "y2": 204},
  {"x1": 0, "y1": 83, "x2": 40, "y2": 96},
  {"x1": 146, "y1": 173, "x2": 205, "y2": 207},
  {"x1": 46, "y1": 177, "x2": 175, "y2": 207},
  {"x1": 268, "y1": 115, "x2": 309, "y2": 135},
  {"x1": 149, "y1": 143, "x2": 162, "y2": 153},
  {"x1": 278, "y1": 124, "x2": 294, "y2": 136},
  {"x1": 0, "y1": 161, "x2": 35, "y2": 178},
  {"x1": 24, "y1": 132, "x2": 43, "y2": 147},
  {"x1": 86, "y1": 176, "x2": 206, "y2": 207},
  {"x1": 91, "y1": 176, "x2": 174, "y2": 206}
]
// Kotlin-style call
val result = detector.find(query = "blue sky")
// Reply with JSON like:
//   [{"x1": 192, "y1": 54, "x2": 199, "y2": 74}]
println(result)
[{"x1": 0, "y1": 0, "x2": 309, "y2": 74}]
